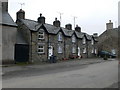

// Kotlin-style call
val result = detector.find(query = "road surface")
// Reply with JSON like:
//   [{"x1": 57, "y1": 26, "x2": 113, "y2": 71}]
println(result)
[{"x1": 2, "y1": 60, "x2": 118, "y2": 88}]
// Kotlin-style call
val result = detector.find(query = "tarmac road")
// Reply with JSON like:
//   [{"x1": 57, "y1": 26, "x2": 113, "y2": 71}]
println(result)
[{"x1": 2, "y1": 59, "x2": 118, "y2": 88}]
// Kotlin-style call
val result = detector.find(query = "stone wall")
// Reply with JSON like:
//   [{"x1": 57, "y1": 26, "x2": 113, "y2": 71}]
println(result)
[{"x1": 98, "y1": 28, "x2": 118, "y2": 56}]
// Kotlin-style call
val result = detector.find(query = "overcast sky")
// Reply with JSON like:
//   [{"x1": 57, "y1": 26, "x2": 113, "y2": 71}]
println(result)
[{"x1": 8, "y1": 0, "x2": 119, "y2": 35}]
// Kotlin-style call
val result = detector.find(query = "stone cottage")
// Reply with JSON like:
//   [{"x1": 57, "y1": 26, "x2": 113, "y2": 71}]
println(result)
[
  {"x1": 0, "y1": 1, "x2": 17, "y2": 64},
  {"x1": 16, "y1": 9, "x2": 98, "y2": 63},
  {"x1": 98, "y1": 20, "x2": 118, "y2": 56}
]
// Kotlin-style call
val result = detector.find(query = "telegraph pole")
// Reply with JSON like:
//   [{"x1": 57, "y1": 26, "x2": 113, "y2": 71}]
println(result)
[
  {"x1": 73, "y1": 16, "x2": 77, "y2": 29},
  {"x1": 57, "y1": 12, "x2": 63, "y2": 24}
]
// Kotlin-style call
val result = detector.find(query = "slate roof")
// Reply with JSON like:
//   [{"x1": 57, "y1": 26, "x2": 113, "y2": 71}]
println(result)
[
  {"x1": 0, "y1": 11, "x2": 17, "y2": 27},
  {"x1": 20, "y1": 19, "x2": 94, "y2": 40},
  {"x1": 20, "y1": 19, "x2": 40, "y2": 31},
  {"x1": 61, "y1": 28, "x2": 74, "y2": 37},
  {"x1": 44, "y1": 24, "x2": 60, "y2": 34},
  {"x1": 20, "y1": 19, "x2": 60, "y2": 34},
  {"x1": 75, "y1": 31, "x2": 84, "y2": 39},
  {"x1": 84, "y1": 33, "x2": 92, "y2": 40}
]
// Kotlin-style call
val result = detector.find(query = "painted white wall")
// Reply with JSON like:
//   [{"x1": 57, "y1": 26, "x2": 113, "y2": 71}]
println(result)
[
  {"x1": 118, "y1": 1, "x2": 120, "y2": 26},
  {"x1": 2, "y1": 25, "x2": 17, "y2": 62}
]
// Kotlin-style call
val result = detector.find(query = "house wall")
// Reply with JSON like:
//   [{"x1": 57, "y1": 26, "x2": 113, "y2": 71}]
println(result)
[
  {"x1": 98, "y1": 29, "x2": 118, "y2": 56},
  {"x1": 56, "y1": 32, "x2": 65, "y2": 60},
  {"x1": 17, "y1": 21, "x2": 32, "y2": 62},
  {"x1": 64, "y1": 36, "x2": 72, "y2": 59},
  {"x1": 0, "y1": 25, "x2": 2, "y2": 64},
  {"x1": 77, "y1": 38, "x2": 83, "y2": 57},
  {"x1": 80, "y1": 36, "x2": 88, "y2": 58},
  {"x1": 87, "y1": 40, "x2": 94, "y2": 58},
  {"x1": 48, "y1": 33, "x2": 65, "y2": 61},
  {"x1": 2, "y1": 25, "x2": 17, "y2": 64},
  {"x1": 31, "y1": 30, "x2": 48, "y2": 63}
]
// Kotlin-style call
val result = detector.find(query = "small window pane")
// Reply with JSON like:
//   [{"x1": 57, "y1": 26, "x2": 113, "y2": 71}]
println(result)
[
  {"x1": 38, "y1": 31, "x2": 44, "y2": 40},
  {"x1": 38, "y1": 45, "x2": 44, "y2": 54},
  {"x1": 72, "y1": 35, "x2": 76, "y2": 43},
  {"x1": 72, "y1": 46, "x2": 76, "y2": 53},
  {"x1": 83, "y1": 37, "x2": 86, "y2": 44},
  {"x1": 58, "y1": 45, "x2": 62, "y2": 53},
  {"x1": 58, "y1": 32, "x2": 62, "y2": 41},
  {"x1": 83, "y1": 48, "x2": 86, "y2": 53}
]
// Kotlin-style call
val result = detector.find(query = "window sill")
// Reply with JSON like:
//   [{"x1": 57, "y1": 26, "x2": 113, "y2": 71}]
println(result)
[
  {"x1": 38, "y1": 53, "x2": 45, "y2": 55},
  {"x1": 58, "y1": 53, "x2": 63, "y2": 54},
  {"x1": 38, "y1": 39, "x2": 45, "y2": 40}
]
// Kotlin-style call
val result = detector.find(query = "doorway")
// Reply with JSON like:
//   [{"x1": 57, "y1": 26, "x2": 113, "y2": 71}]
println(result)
[
  {"x1": 78, "y1": 47, "x2": 81, "y2": 57},
  {"x1": 48, "y1": 46, "x2": 53, "y2": 59}
]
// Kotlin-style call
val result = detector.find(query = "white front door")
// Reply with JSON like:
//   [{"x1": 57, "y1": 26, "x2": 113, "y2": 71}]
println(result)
[
  {"x1": 78, "y1": 47, "x2": 80, "y2": 56},
  {"x1": 48, "y1": 46, "x2": 53, "y2": 59}
]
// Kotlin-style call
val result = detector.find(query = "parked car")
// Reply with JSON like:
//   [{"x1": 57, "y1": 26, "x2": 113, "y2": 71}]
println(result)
[{"x1": 98, "y1": 51, "x2": 116, "y2": 58}]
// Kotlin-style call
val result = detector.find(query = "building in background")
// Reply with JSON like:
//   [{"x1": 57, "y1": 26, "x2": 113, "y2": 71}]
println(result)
[
  {"x1": 0, "y1": 1, "x2": 17, "y2": 64},
  {"x1": 98, "y1": 20, "x2": 118, "y2": 57}
]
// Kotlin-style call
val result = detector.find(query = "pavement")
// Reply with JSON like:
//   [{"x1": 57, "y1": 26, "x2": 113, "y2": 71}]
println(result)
[{"x1": 1, "y1": 58, "x2": 118, "y2": 76}]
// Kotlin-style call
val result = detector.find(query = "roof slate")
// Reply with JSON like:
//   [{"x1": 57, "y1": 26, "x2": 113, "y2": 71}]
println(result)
[
  {"x1": 20, "y1": 19, "x2": 93, "y2": 40},
  {"x1": 20, "y1": 19, "x2": 40, "y2": 31},
  {"x1": 75, "y1": 31, "x2": 84, "y2": 39},
  {"x1": 84, "y1": 33, "x2": 92, "y2": 40},
  {"x1": 44, "y1": 24, "x2": 60, "y2": 34},
  {"x1": 61, "y1": 28, "x2": 74, "y2": 37},
  {"x1": 0, "y1": 11, "x2": 17, "y2": 27}
]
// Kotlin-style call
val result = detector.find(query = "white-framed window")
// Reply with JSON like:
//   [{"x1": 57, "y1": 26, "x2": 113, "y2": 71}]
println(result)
[
  {"x1": 72, "y1": 35, "x2": 76, "y2": 43},
  {"x1": 38, "y1": 45, "x2": 44, "y2": 54},
  {"x1": 38, "y1": 29, "x2": 44, "y2": 40},
  {"x1": 82, "y1": 37, "x2": 86, "y2": 44},
  {"x1": 72, "y1": 46, "x2": 76, "y2": 53},
  {"x1": 95, "y1": 49, "x2": 97, "y2": 54},
  {"x1": 83, "y1": 48, "x2": 86, "y2": 54},
  {"x1": 58, "y1": 32, "x2": 62, "y2": 41},
  {"x1": 91, "y1": 48, "x2": 94, "y2": 53},
  {"x1": 91, "y1": 38, "x2": 94, "y2": 45},
  {"x1": 58, "y1": 45, "x2": 62, "y2": 53}
]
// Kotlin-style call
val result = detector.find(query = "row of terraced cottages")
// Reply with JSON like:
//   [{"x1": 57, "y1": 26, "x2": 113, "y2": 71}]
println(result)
[{"x1": 16, "y1": 9, "x2": 98, "y2": 63}]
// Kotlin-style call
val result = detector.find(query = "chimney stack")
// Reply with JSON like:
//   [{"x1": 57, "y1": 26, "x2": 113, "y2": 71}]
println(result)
[
  {"x1": 106, "y1": 20, "x2": 113, "y2": 30},
  {"x1": 75, "y1": 25, "x2": 81, "y2": 32},
  {"x1": 93, "y1": 33, "x2": 98, "y2": 37},
  {"x1": 2, "y1": 0, "x2": 8, "y2": 12},
  {"x1": 53, "y1": 18, "x2": 61, "y2": 27},
  {"x1": 37, "y1": 13, "x2": 45, "y2": 24},
  {"x1": 16, "y1": 9, "x2": 25, "y2": 20},
  {"x1": 65, "y1": 24, "x2": 72, "y2": 30}
]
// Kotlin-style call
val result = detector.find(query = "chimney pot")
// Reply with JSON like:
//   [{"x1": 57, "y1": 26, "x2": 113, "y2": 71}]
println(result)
[
  {"x1": 40, "y1": 13, "x2": 42, "y2": 17},
  {"x1": 37, "y1": 13, "x2": 45, "y2": 24},
  {"x1": 2, "y1": 1, "x2": 8, "y2": 12},
  {"x1": 93, "y1": 33, "x2": 98, "y2": 37},
  {"x1": 65, "y1": 24, "x2": 72, "y2": 30},
  {"x1": 53, "y1": 18, "x2": 60, "y2": 27},
  {"x1": 106, "y1": 20, "x2": 113, "y2": 30},
  {"x1": 55, "y1": 18, "x2": 57, "y2": 21},
  {"x1": 16, "y1": 9, "x2": 25, "y2": 20},
  {"x1": 109, "y1": 20, "x2": 111, "y2": 23},
  {"x1": 75, "y1": 25, "x2": 81, "y2": 32}
]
